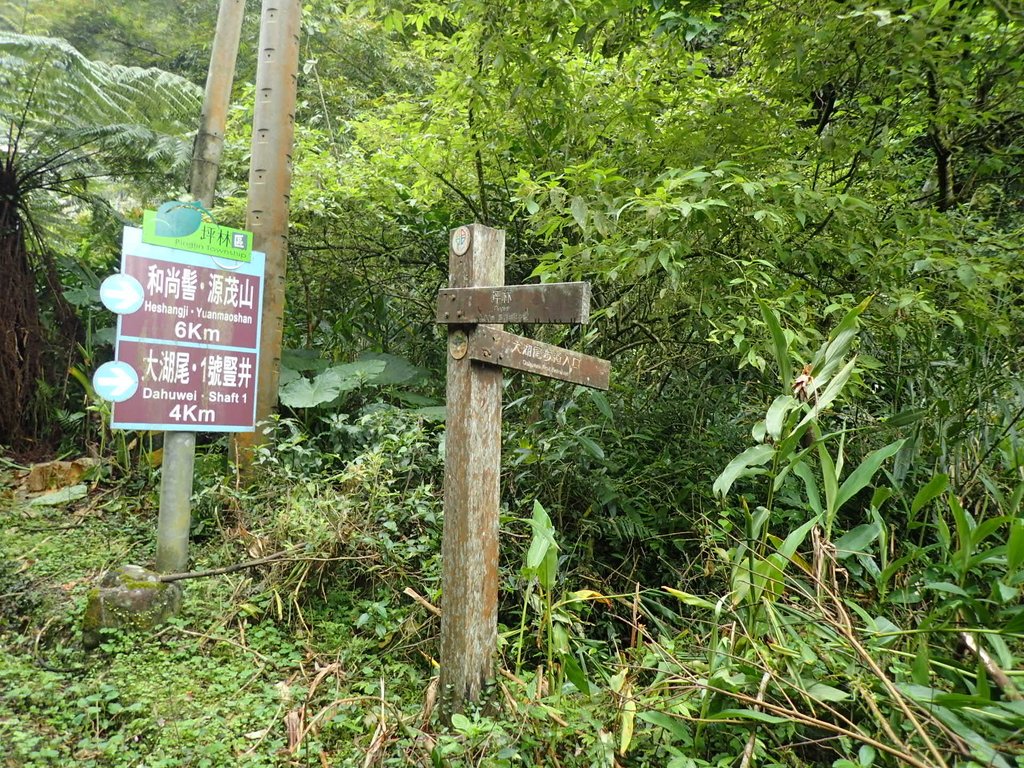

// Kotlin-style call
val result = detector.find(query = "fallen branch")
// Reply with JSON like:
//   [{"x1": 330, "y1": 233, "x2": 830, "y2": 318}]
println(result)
[
  {"x1": 961, "y1": 632, "x2": 1023, "y2": 701},
  {"x1": 739, "y1": 671, "x2": 772, "y2": 768},
  {"x1": 158, "y1": 547, "x2": 302, "y2": 583},
  {"x1": 403, "y1": 586, "x2": 441, "y2": 617}
]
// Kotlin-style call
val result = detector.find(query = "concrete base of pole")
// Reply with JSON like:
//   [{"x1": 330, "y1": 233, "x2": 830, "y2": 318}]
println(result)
[
  {"x1": 156, "y1": 431, "x2": 196, "y2": 573},
  {"x1": 82, "y1": 564, "x2": 182, "y2": 650}
]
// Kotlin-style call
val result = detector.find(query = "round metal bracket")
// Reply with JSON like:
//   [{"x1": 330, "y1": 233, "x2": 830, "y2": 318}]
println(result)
[
  {"x1": 449, "y1": 330, "x2": 468, "y2": 360},
  {"x1": 451, "y1": 226, "x2": 471, "y2": 256}
]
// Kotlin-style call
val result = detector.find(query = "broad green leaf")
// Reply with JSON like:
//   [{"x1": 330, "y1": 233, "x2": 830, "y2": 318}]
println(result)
[
  {"x1": 279, "y1": 371, "x2": 335, "y2": 408},
  {"x1": 818, "y1": 442, "x2": 839, "y2": 518},
  {"x1": 766, "y1": 395, "x2": 799, "y2": 441},
  {"x1": 570, "y1": 195, "x2": 588, "y2": 229},
  {"x1": 662, "y1": 586, "x2": 717, "y2": 611},
  {"x1": 834, "y1": 523, "x2": 881, "y2": 558},
  {"x1": 804, "y1": 682, "x2": 850, "y2": 702},
  {"x1": 619, "y1": 695, "x2": 636, "y2": 756},
  {"x1": 912, "y1": 637, "x2": 931, "y2": 685},
  {"x1": 561, "y1": 653, "x2": 592, "y2": 695},
  {"x1": 280, "y1": 348, "x2": 330, "y2": 372},
  {"x1": 753, "y1": 554, "x2": 785, "y2": 602},
  {"x1": 526, "y1": 500, "x2": 559, "y2": 590},
  {"x1": 356, "y1": 352, "x2": 424, "y2": 385},
  {"x1": 278, "y1": 366, "x2": 301, "y2": 387},
  {"x1": 949, "y1": 493, "x2": 974, "y2": 573},
  {"x1": 576, "y1": 434, "x2": 605, "y2": 460},
  {"x1": 1007, "y1": 519, "x2": 1024, "y2": 574},
  {"x1": 636, "y1": 711, "x2": 690, "y2": 742},
  {"x1": 866, "y1": 614, "x2": 901, "y2": 639},
  {"x1": 1009, "y1": 481, "x2": 1024, "y2": 515},
  {"x1": 923, "y1": 581, "x2": 969, "y2": 596},
  {"x1": 778, "y1": 516, "x2": 820, "y2": 560},
  {"x1": 870, "y1": 487, "x2": 893, "y2": 509},
  {"x1": 970, "y1": 516, "x2": 1009, "y2": 551},
  {"x1": 588, "y1": 390, "x2": 614, "y2": 422},
  {"x1": 713, "y1": 444, "x2": 774, "y2": 498},
  {"x1": 793, "y1": 462, "x2": 822, "y2": 515},
  {"x1": 411, "y1": 406, "x2": 446, "y2": 421},
  {"x1": 912, "y1": 473, "x2": 948, "y2": 515},
  {"x1": 885, "y1": 407, "x2": 927, "y2": 427},
  {"x1": 812, "y1": 297, "x2": 871, "y2": 381},
  {"x1": 834, "y1": 440, "x2": 904, "y2": 512},
  {"x1": 279, "y1": 361, "x2": 386, "y2": 408},
  {"x1": 29, "y1": 484, "x2": 88, "y2": 506}
]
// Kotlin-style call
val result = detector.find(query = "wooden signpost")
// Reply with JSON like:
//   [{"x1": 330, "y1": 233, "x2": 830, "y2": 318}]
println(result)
[{"x1": 436, "y1": 224, "x2": 610, "y2": 714}]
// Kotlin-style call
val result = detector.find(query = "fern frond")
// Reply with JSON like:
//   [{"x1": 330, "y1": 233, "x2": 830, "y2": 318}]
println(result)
[{"x1": 0, "y1": 32, "x2": 202, "y2": 175}]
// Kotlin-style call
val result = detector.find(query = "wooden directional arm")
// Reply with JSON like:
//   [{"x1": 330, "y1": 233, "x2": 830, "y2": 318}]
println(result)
[
  {"x1": 467, "y1": 328, "x2": 610, "y2": 390},
  {"x1": 436, "y1": 282, "x2": 590, "y2": 325}
]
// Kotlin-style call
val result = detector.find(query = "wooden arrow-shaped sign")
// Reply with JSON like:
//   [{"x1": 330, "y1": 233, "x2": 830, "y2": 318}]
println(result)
[
  {"x1": 436, "y1": 282, "x2": 590, "y2": 325},
  {"x1": 462, "y1": 328, "x2": 610, "y2": 390}
]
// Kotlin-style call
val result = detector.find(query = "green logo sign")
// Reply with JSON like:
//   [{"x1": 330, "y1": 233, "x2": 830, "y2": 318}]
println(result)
[{"x1": 141, "y1": 203, "x2": 252, "y2": 262}]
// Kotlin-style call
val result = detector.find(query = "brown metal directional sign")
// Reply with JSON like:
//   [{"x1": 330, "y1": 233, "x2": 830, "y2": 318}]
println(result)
[
  {"x1": 467, "y1": 328, "x2": 610, "y2": 390},
  {"x1": 95, "y1": 226, "x2": 265, "y2": 432},
  {"x1": 436, "y1": 282, "x2": 590, "y2": 325}
]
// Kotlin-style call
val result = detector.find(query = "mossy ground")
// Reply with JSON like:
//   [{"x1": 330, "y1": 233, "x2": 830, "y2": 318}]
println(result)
[{"x1": 0, "y1": 465, "x2": 442, "y2": 768}]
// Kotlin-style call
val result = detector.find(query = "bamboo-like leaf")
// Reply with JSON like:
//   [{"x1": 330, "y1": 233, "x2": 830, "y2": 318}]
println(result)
[
  {"x1": 834, "y1": 523, "x2": 881, "y2": 558},
  {"x1": 833, "y1": 440, "x2": 905, "y2": 512},
  {"x1": 778, "y1": 515, "x2": 820, "y2": 560},
  {"x1": 793, "y1": 462, "x2": 822, "y2": 515},
  {"x1": 759, "y1": 301, "x2": 792, "y2": 388},
  {"x1": 812, "y1": 297, "x2": 872, "y2": 381},
  {"x1": 797, "y1": 356, "x2": 857, "y2": 430},
  {"x1": 662, "y1": 586, "x2": 717, "y2": 610},
  {"x1": 713, "y1": 444, "x2": 775, "y2": 499},
  {"x1": 912, "y1": 473, "x2": 949, "y2": 515},
  {"x1": 804, "y1": 682, "x2": 850, "y2": 702},
  {"x1": 619, "y1": 694, "x2": 636, "y2": 756},
  {"x1": 636, "y1": 711, "x2": 691, "y2": 741},
  {"x1": 818, "y1": 442, "x2": 839, "y2": 519},
  {"x1": 1007, "y1": 519, "x2": 1024, "y2": 574},
  {"x1": 526, "y1": 500, "x2": 559, "y2": 590},
  {"x1": 766, "y1": 395, "x2": 799, "y2": 441}
]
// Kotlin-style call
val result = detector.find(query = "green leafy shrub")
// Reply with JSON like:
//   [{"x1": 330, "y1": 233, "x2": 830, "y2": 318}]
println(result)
[{"x1": 245, "y1": 406, "x2": 445, "y2": 621}]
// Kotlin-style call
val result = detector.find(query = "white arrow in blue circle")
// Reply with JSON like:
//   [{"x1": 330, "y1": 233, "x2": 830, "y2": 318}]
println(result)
[
  {"x1": 99, "y1": 273, "x2": 145, "y2": 314},
  {"x1": 92, "y1": 361, "x2": 139, "y2": 403}
]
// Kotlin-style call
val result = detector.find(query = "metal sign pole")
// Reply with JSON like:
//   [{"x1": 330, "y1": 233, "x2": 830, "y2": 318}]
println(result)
[
  {"x1": 156, "y1": 0, "x2": 244, "y2": 574},
  {"x1": 156, "y1": 432, "x2": 196, "y2": 571}
]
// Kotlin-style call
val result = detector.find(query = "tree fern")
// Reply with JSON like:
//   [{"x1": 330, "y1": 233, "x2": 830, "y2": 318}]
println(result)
[
  {"x1": 0, "y1": 32, "x2": 201, "y2": 174},
  {"x1": 0, "y1": 32, "x2": 203, "y2": 444}
]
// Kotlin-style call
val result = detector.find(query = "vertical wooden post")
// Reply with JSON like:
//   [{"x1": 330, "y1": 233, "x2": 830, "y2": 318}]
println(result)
[
  {"x1": 232, "y1": 0, "x2": 301, "y2": 471},
  {"x1": 440, "y1": 224, "x2": 505, "y2": 714}
]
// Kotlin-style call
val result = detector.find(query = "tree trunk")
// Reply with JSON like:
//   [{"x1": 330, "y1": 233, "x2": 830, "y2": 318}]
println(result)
[
  {"x1": 231, "y1": 0, "x2": 302, "y2": 474},
  {"x1": 189, "y1": 0, "x2": 246, "y2": 209}
]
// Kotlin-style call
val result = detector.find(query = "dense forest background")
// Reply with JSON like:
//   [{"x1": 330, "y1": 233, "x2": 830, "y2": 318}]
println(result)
[{"x1": 1, "y1": 0, "x2": 1023, "y2": 766}]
